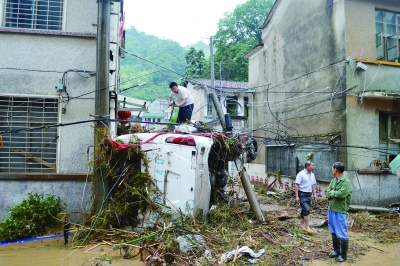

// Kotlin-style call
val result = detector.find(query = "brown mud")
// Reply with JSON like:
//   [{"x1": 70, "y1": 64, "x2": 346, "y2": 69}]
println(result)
[
  {"x1": 0, "y1": 237, "x2": 145, "y2": 266},
  {"x1": 309, "y1": 232, "x2": 400, "y2": 266}
]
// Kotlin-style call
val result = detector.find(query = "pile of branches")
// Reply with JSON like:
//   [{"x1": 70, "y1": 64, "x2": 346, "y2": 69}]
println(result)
[
  {"x1": 350, "y1": 211, "x2": 400, "y2": 244},
  {"x1": 71, "y1": 132, "x2": 396, "y2": 265}
]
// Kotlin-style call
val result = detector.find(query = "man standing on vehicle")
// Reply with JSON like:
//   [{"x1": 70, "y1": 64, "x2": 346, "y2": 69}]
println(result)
[
  {"x1": 295, "y1": 161, "x2": 317, "y2": 233},
  {"x1": 327, "y1": 162, "x2": 353, "y2": 262},
  {"x1": 168, "y1": 82, "x2": 194, "y2": 124}
]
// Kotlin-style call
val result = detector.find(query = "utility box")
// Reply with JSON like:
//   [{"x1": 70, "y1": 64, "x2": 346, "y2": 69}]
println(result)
[{"x1": 116, "y1": 133, "x2": 214, "y2": 219}]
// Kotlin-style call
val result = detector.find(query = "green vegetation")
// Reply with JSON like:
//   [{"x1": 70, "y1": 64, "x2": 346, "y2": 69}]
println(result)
[
  {"x1": 182, "y1": 47, "x2": 210, "y2": 79},
  {"x1": 120, "y1": 0, "x2": 274, "y2": 99},
  {"x1": 0, "y1": 193, "x2": 65, "y2": 241},
  {"x1": 120, "y1": 27, "x2": 206, "y2": 101},
  {"x1": 214, "y1": 0, "x2": 275, "y2": 81}
]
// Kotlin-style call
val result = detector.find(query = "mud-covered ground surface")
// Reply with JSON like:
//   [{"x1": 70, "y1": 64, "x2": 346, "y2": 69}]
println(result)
[{"x1": 1, "y1": 188, "x2": 398, "y2": 266}]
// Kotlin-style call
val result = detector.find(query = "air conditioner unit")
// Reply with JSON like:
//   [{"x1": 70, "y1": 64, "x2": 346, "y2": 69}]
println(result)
[{"x1": 356, "y1": 62, "x2": 367, "y2": 71}]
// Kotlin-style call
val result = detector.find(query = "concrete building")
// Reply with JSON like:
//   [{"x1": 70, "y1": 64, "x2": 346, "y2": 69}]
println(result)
[
  {"x1": 185, "y1": 79, "x2": 252, "y2": 132},
  {"x1": 244, "y1": 0, "x2": 400, "y2": 205},
  {"x1": 0, "y1": 0, "x2": 124, "y2": 221}
]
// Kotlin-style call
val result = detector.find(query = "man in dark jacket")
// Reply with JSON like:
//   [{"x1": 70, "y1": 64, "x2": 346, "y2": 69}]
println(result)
[{"x1": 327, "y1": 162, "x2": 353, "y2": 262}]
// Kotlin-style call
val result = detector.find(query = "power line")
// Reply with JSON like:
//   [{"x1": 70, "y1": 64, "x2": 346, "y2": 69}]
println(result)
[
  {"x1": 178, "y1": 0, "x2": 207, "y2": 39},
  {"x1": 0, "y1": 71, "x2": 158, "y2": 118}
]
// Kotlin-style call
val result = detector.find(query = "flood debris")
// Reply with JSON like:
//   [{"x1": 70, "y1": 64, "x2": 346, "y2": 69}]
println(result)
[{"x1": 64, "y1": 129, "x2": 400, "y2": 266}]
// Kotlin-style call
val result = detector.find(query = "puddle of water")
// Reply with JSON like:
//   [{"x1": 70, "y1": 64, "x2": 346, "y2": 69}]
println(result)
[
  {"x1": 308, "y1": 232, "x2": 400, "y2": 266},
  {"x1": 0, "y1": 237, "x2": 145, "y2": 266}
]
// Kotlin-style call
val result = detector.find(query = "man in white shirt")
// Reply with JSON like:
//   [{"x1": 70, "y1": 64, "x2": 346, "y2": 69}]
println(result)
[
  {"x1": 168, "y1": 82, "x2": 194, "y2": 124},
  {"x1": 295, "y1": 161, "x2": 318, "y2": 233}
]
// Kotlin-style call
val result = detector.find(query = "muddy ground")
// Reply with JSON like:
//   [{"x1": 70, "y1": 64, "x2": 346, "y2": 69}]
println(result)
[{"x1": 1, "y1": 189, "x2": 399, "y2": 266}]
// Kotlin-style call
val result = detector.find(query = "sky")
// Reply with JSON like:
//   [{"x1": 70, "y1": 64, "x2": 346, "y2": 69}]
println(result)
[{"x1": 123, "y1": 0, "x2": 248, "y2": 46}]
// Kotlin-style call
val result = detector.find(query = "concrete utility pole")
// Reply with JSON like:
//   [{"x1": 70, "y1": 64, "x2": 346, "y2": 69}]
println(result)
[
  {"x1": 93, "y1": 0, "x2": 111, "y2": 213},
  {"x1": 209, "y1": 36, "x2": 226, "y2": 131},
  {"x1": 209, "y1": 37, "x2": 264, "y2": 221}
]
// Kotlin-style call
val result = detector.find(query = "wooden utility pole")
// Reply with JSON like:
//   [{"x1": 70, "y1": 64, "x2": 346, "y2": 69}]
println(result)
[{"x1": 93, "y1": 0, "x2": 111, "y2": 213}]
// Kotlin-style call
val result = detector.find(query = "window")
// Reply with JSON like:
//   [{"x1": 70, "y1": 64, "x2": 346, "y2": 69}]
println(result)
[
  {"x1": 207, "y1": 94, "x2": 220, "y2": 117},
  {"x1": 225, "y1": 96, "x2": 238, "y2": 116},
  {"x1": 244, "y1": 97, "x2": 249, "y2": 117},
  {"x1": 375, "y1": 10, "x2": 400, "y2": 62},
  {"x1": 0, "y1": 96, "x2": 59, "y2": 173},
  {"x1": 265, "y1": 146, "x2": 296, "y2": 176},
  {"x1": 379, "y1": 113, "x2": 400, "y2": 162},
  {"x1": 3, "y1": 0, "x2": 64, "y2": 30}
]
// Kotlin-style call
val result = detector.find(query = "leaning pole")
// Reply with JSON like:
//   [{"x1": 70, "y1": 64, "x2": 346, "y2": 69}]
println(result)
[{"x1": 240, "y1": 169, "x2": 266, "y2": 222}]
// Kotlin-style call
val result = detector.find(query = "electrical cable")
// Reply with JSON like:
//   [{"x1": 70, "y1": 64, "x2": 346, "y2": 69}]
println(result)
[{"x1": 1, "y1": 70, "x2": 158, "y2": 119}]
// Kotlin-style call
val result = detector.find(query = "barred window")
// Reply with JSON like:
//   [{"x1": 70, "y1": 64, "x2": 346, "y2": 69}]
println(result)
[
  {"x1": 3, "y1": 0, "x2": 64, "y2": 30},
  {"x1": 0, "y1": 96, "x2": 59, "y2": 173},
  {"x1": 265, "y1": 145, "x2": 296, "y2": 176}
]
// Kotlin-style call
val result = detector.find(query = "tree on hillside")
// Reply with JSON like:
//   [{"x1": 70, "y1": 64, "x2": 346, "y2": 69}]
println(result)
[
  {"x1": 214, "y1": 0, "x2": 274, "y2": 81},
  {"x1": 183, "y1": 47, "x2": 210, "y2": 79},
  {"x1": 185, "y1": 41, "x2": 210, "y2": 58},
  {"x1": 120, "y1": 27, "x2": 187, "y2": 101}
]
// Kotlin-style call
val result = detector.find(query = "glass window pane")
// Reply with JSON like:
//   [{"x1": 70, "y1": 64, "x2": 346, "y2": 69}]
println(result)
[
  {"x1": 380, "y1": 113, "x2": 388, "y2": 140},
  {"x1": 385, "y1": 12, "x2": 395, "y2": 24},
  {"x1": 375, "y1": 10, "x2": 383, "y2": 22},
  {"x1": 386, "y1": 24, "x2": 396, "y2": 35},
  {"x1": 376, "y1": 45, "x2": 383, "y2": 59},
  {"x1": 376, "y1": 32, "x2": 382, "y2": 46},
  {"x1": 390, "y1": 116, "x2": 400, "y2": 139},
  {"x1": 376, "y1": 22, "x2": 383, "y2": 33},
  {"x1": 387, "y1": 47, "x2": 397, "y2": 61},
  {"x1": 387, "y1": 36, "x2": 397, "y2": 48}
]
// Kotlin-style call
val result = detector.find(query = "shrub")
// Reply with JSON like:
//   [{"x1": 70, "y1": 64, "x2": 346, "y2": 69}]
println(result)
[{"x1": 0, "y1": 192, "x2": 66, "y2": 241}]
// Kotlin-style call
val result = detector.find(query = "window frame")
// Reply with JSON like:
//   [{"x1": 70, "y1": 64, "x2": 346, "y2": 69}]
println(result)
[
  {"x1": 225, "y1": 96, "x2": 239, "y2": 117},
  {"x1": 0, "y1": 94, "x2": 60, "y2": 173},
  {"x1": 1, "y1": 0, "x2": 65, "y2": 31},
  {"x1": 375, "y1": 9, "x2": 400, "y2": 62},
  {"x1": 206, "y1": 93, "x2": 220, "y2": 117},
  {"x1": 379, "y1": 112, "x2": 400, "y2": 162},
  {"x1": 265, "y1": 144, "x2": 297, "y2": 177}
]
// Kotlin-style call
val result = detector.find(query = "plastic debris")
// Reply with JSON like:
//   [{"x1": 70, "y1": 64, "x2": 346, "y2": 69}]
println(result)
[
  {"x1": 220, "y1": 246, "x2": 265, "y2": 261},
  {"x1": 203, "y1": 249, "x2": 213, "y2": 260},
  {"x1": 176, "y1": 234, "x2": 206, "y2": 252},
  {"x1": 248, "y1": 258, "x2": 258, "y2": 264}
]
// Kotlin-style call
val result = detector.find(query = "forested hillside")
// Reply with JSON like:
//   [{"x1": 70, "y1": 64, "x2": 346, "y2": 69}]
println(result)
[
  {"x1": 120, "y1": 27, "x2": 208, "y2": 101},
  {"x1": 120, "y1": 0, "x2": 273, "y2": 101}
]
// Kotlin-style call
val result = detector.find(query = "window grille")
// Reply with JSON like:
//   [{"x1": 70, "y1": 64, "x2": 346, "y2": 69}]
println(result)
[
  {"x1": 3, "y1": 0, "x2": 64, "y2": 30},
  {"x1": 0, "y1": 96, "x2": 59, "y2": 173},
  {"x1": 265, "y1": 146, "x2": 296, "y2": 176},
  {"x1": 375, "y1": 9, "x2": 400, "y2": 62}
]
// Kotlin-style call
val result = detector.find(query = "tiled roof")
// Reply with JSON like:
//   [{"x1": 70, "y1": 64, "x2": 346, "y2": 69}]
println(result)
[{"x1": 187, "y1": 78, "x2": 248, "y2": 90}]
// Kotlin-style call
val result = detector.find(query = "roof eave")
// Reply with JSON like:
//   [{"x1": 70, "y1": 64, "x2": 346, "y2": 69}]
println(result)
[
  {"x1": 242, "y1": 43, "x2": 264, "y2": 59},
  {"x1": 260, "y1": 0, "x2": 281, "y2": 29}
]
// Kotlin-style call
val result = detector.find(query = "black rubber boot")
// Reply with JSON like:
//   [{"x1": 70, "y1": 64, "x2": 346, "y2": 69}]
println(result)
[
  {"x1": 336, "y1": 239, "x2": 348, "y2": 262},
  {"x1": 329, "y1": 233, "x2": 340, "y2": 258}
]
